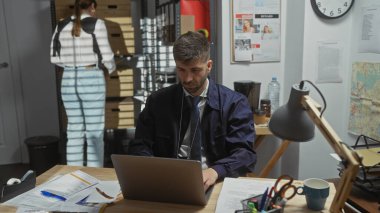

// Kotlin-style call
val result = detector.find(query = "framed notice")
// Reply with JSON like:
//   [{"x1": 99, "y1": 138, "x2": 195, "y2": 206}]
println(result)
[{"x1": 231, "y1": 0, "x2": 281, "y2": 62}]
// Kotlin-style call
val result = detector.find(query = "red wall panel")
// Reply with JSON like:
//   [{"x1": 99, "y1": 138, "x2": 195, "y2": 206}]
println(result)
[{"x1": 180, "y1": 0, "x2": 210, "y2": 38}]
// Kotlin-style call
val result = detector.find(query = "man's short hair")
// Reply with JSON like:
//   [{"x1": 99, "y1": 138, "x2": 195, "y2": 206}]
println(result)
[{"x1": 173, "y1": 31, "x2": 210, "y2": 64}]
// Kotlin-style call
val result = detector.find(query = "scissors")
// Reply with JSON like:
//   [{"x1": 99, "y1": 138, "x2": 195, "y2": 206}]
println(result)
[{"x1": 268, "y1": 175, "x2": 297, "y2": 206}]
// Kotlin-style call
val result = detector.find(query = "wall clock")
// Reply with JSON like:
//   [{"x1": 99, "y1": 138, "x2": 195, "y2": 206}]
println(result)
[{"x1": 310, "y1": 0, "x2": 354, "y2": 19}]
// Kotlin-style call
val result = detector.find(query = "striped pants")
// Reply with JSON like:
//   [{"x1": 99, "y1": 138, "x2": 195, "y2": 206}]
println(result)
[{"x1": 61, "y1": 66, "x2": 105, "y2": 167}]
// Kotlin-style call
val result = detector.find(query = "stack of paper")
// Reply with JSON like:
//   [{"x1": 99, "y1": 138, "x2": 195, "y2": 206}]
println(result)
[
  {"x1": 215, "y1": 178, "x2": 274, "y2": 213},
  {"x1": 4, "y1": 170, "x2": 121, "y2": 213},
  {"x1": 332, "y1": 149, "x2": 380, "y2": 195}
]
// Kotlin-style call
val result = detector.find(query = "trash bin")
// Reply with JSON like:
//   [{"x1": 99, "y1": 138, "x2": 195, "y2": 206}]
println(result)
[{"x1": 25, "y1": 136, "x2": 59, "y2": 175}]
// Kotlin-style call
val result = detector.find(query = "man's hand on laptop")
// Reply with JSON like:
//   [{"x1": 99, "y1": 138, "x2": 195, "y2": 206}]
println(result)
[{"x1": 202, "y1": 168, "x2": 218, "y2": 191}]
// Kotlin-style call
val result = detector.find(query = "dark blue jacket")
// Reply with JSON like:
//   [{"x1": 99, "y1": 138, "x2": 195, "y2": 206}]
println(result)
[{"x1": 128, "y1": 79, "x2": 257, "y2": 179}]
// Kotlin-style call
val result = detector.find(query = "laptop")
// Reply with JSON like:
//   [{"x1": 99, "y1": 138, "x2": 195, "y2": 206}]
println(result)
[{"x1": 111, "y1": 154, "x2": 210, "y2": 206}]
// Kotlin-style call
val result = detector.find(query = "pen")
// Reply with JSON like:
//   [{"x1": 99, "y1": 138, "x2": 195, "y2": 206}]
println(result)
[
  {"x1": 259, "y1": 187, "x2": 269, "y2": 211},
  {"x1": 96, "y1": 187, "x2": 114, "y2": 199},
  {"x1": 41, "y1": 190, "x2": 66, "y2": 201},
  {"x1": 264, "y1": 196, "x2": 272, "y2": 211}
]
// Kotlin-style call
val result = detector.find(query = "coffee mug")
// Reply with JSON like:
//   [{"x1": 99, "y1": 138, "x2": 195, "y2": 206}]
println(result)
[{"x1": 296, "y1": 178, "x2": 330, "y2": 211}]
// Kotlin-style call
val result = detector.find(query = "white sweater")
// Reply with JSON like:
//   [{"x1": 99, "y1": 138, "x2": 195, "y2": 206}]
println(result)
[{"x1": 50, "y1": 14, "x2": 116, "y2": 73}]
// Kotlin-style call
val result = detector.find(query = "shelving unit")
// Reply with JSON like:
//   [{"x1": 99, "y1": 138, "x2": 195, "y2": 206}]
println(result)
[
  {"x1": 155, "y1": 0, "x2": 179, "y2": 91},
  {"x1": 135, "y1": 0, "x2": 179, "y2": 109}
]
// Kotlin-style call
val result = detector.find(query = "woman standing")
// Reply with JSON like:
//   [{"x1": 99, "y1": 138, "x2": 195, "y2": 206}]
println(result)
[{"x1": 50, "y1": 0, "x2": 115, "y2": 167}]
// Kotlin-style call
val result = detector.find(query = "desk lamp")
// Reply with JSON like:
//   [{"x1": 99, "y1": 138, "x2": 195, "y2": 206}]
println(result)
[{"x1": 268, "y1": 80, "x2": 362, "y2": 213}]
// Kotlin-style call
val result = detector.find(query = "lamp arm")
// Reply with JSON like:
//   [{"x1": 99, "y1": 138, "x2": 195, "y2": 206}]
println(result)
[{"x1": 302, "y1": 95, "x2": 361, "y2": 213}]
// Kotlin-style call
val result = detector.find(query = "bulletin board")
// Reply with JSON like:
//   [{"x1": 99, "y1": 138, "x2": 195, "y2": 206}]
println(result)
[{"x1": 231, "y1": 0, "x2": 281, "y2": 63}]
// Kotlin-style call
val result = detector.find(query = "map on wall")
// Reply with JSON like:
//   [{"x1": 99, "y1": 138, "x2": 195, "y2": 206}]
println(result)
[{"x1": 348, "y1": 62, "x2": 380, "y2": 140}]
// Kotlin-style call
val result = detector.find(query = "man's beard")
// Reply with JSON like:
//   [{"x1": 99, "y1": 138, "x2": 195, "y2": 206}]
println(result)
[{"x1": 183, "y1": 76, "x2": 208, "y2": 95}]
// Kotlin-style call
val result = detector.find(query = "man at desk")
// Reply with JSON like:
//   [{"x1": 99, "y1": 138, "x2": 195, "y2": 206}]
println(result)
[{"x1": 128, "y1": 31, "x2": 257, "y2": 191}]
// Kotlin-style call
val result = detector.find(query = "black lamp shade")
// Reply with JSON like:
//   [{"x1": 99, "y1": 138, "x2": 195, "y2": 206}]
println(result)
[{"x1": 268, "y1": 84, "x2": 315, "y2": 142}]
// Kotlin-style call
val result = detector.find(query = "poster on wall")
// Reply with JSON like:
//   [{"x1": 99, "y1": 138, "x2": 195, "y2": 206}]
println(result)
[
  {"x1": 231, "y1": 0, "x2": 281, "y2": 62},
  {"x1": 316, "y1": 41, "x2": 343, "y2": 83},
  {"x1": 358, "y1": 6, "x2": 380, "y2": 54},
  {"x1": 348, "y1": 62, "x2": 380, "y2": 140}
]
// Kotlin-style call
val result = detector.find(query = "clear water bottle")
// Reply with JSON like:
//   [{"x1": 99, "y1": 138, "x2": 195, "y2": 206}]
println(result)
[{"x1": 268, "y1": 77, "x2": 280, "y2": 114}]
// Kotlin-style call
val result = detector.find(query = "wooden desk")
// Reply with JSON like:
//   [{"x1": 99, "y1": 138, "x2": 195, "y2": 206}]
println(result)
[
  {"x1": 0, "y1": 165, "x2": 336, "y2": 213},
  {"x1": 254, "y1": 124, "x2": 272, "y2": 149},
  {"x1": 330, "y1": 179, "x2": 379, "y2": 213},
  {"x1": 347, "y1": 185, "x2": 379, "y2": 212}
]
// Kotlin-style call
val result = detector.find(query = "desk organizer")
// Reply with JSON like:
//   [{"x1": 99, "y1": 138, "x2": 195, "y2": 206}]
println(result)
[{"x1": 237, "y1": 194, "x2": 284, "y2": 213}]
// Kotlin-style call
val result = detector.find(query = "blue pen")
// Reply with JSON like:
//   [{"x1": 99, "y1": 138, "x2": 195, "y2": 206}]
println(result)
[
  {"x1": 41, "y1": 190, "x2": 66, "y2": 201},
  {"x1": 259, "y1": 187, "x2": 269, "y2": 211}
]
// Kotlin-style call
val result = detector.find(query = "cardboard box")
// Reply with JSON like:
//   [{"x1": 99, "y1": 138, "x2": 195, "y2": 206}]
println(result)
[
  {"x1": 97, "y1": 0, "x2": 131, "y2": 6},
  {"x1": 105, "y1": 99, "x2": 135, "y2": 128},
  {"x1": 105, "y1": 17, "x2": 132, "y2": 25},
  {"x1": 106, "y1": 100, "x2": 134, "y2": 111},
  {"x1": 110, "y1": 69, "x2": 133, "y2": 77},
  {"x1": 106, "y1": 74, "x2": 134, "y2": 97},
  {"x1": 180, "y1": 15, "x2": 195, "y2": 34}
]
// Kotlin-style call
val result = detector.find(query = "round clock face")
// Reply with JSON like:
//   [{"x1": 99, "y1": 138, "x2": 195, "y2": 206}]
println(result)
[{"x1": 310, "y1": 0, "x2": 354, "y2": 19}]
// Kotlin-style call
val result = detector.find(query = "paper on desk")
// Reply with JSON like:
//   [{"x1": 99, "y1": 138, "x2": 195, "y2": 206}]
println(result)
[
  {"x1": 15, "y1": 204, "x2": 100, "y2": 213},
  {"x1": 16, "y1": 207, "x2": 48, "y2": 213},
  {"x1": 38, "y1": 170, "x2": 99, "y2": 199},
  {"x1": 5, "y1": 175, "x2": 63, "y2": 209},
  {"x1": 6, "y1": 181, "x2": 101, "y2": 213},
  {"x1": 330, "y1": 153, "x2": 342, "y2": 162},
  {"x1": 215, "y1": 178, "x2": 274, "y2": 213},
  {"x1": 4, "y1": 171, "x2": 102, "y2": 213},
  {"x1": 84, "y1": 181, "x2": 120, "y2": 203},
  {"x1": 16, "y1": 206, "x2": 98, "y2": 213},
  {"x1": 355, "y1": 148, "x2": 380, "y2": 167}
]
